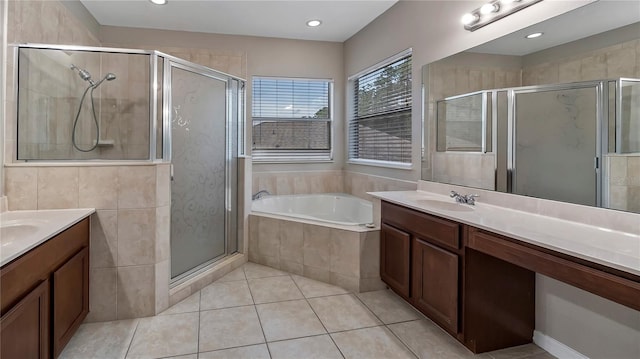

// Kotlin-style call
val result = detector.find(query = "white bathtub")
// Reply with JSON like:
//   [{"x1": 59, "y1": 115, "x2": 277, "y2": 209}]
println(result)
[{"x1": 251, "y1": 193, "x2": 373, "y2": 226}]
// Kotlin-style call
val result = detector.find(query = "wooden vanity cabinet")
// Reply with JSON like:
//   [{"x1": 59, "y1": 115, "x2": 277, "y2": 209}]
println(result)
[
  {"x1": 0, "y1": 218, "x2": 90, "y2": 359},
  {"x1": 380, "y1": 201, "x2": 461, "y2": 334},
  {"x1": 0, "y1": 280, "x2": 50, "y2": 359},
  {"x1": 380, "y1": 223, "x2": 411, "y2": 299}
]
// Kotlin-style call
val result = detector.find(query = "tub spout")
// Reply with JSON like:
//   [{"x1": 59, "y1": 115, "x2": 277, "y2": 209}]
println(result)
[{"x1": 252, "y1": 190, "x2": 271, "y2": 200}]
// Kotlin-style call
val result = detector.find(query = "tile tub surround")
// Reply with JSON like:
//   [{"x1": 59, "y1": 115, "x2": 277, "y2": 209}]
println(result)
[
  {"x1": 4, "y1": 163, "x2": 171, "y2": 321},
  {"x1": 248, "y1": 213, "x2": 385, "y2": 293},
  {"x1": 60, "y1": 262, "x2": 554, "y2": 359}
]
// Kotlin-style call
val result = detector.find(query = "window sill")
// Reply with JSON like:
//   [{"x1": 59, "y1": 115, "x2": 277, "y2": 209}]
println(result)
[{"x1": 347, "y1": 159, "x2": 413, "y2": 170}]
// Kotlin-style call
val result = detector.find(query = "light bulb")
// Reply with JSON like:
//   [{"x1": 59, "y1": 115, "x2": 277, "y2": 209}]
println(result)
[
  {"x1": 306, "y1": 20, "x2": 322, "y2": 27},
  {"x1": 526, "y1": 32, "x2": 543, "y2": 39},
  {"x1": 461, "y1": 13, "x2": 479, "y2": 26},
  {"x1": 149, "y1": 0, "x2": 167, "y2": 5},
  {"x1": 480, "y1": 3, "x2": 499, "y2": 15}
]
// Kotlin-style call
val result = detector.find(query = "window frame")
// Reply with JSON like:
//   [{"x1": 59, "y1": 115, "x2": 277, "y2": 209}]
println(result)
[
  {"x1": 251, "y1": 76, "x2": 334, "y2": 163},
  {"x1": 347, "y1": 49, "x2": 413, "y2": 169}
]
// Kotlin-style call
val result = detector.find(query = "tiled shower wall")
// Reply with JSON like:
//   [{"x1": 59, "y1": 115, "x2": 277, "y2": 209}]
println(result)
[
  {"x1": 4, "y1": 164, "x2": 171, "y2": 321},
  {"x1": 521, "y1": 38, "x2": 640, "y2": 85},
  {"x1": 607, "y1": 155, "x2": 640, "y2": 213}
]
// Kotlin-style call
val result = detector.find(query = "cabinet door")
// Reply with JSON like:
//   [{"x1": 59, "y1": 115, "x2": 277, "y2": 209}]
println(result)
[
  {"x1": 412, "y1": 237, "x2": 459, "y2": 333},
  {"x1": 1, "y1": 280, "x2": 50, "y2": 359},
  {"x1": 380, "y1": 223, "x2": 411, "y2": 299},
  {"x1": 52, "y1": 248, "x2": 89, "y2": 357}
]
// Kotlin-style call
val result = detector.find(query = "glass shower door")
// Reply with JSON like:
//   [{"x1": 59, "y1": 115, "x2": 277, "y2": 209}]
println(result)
[
  {"x1": 511, "y1": 84, "x2": 600, "y2": 207},
  {"x1": 169, "y1": 62, "x2": 229, "y2": 280}
]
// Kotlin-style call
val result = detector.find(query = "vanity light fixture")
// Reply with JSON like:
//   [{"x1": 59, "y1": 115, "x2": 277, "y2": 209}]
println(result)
[
  {"x1": 526, "y1": 32, "x2": 543, "y2": 39},
  {"x1": 306, "y1": 19, "x2": 322, "y2": 27},
  {"x1": 149, "y1": 0, "x2": 167, "y2": 5},
  {"x1": 463, "y1": 0, "x2": 543, "y2": 32}
]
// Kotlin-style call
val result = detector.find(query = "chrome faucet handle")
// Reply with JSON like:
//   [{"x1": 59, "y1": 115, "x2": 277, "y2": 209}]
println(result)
[
  {"x1": 464, "y1": 194, "x2": 479, "y2": 205},
  {"x1": 449, "y1": 191, "x2": 459, "y2": 198}
]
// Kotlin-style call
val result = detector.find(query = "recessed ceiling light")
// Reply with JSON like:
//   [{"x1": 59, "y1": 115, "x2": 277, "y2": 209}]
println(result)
[
  {"x1": 306, "y1": 20, "x2": 322, "y2": 27},
  {"x1": 526, "y1": 32, "x2": 543, "y2": 39},
  {"x1": 149, "y1": 0, "x2": 167, "y2": 5}
]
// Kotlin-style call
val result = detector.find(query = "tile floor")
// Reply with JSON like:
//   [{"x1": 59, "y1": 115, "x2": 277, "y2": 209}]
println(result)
[{"x1": 61, "y1": 262, "x2": 555, "y2": 359}]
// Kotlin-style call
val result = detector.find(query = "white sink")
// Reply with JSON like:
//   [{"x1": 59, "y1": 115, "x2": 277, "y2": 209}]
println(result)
[
  {"x1": 0, "y1": 209, "x2": 95, "y2": 267},
  {"x1": 415, "y1": 199, "x2": 475, "y2": 212}
]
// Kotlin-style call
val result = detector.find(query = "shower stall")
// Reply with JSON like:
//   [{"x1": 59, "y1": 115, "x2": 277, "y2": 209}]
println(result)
[{"x1": 14, "y1": 44, "x2": 245, "y2": 283}]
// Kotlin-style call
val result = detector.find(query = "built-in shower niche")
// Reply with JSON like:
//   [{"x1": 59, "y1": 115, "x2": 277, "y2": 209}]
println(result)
[{"x1": 17, "y1": 47, "x2": 150, "y2": 160}]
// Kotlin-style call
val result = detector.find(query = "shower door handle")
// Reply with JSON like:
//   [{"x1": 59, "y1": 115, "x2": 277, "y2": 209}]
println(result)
[{"x1": 170, "y1": 164, "x2": 174, "y2": 181}]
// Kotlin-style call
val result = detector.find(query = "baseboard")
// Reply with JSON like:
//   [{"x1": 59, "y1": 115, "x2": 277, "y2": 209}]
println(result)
[{"x1": 533, "y1": 330, "x2": 589, "y2": 359}]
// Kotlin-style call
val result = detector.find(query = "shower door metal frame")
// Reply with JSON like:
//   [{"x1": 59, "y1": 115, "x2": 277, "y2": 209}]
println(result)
[
  {"x1": 507, "y1": 80, "x2": 605, "y2": 207},
  {"x1": 160, "y1": 52, "x2": 244, "y2": 285}
]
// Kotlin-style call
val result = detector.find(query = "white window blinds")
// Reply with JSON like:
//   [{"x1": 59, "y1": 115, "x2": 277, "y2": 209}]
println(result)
[
  {"x1": 252, "y1": 77, "x2": 332, "y2": 161},
  {"x1": 349, "y1": 54, "x2": 412, "y2": 165}
]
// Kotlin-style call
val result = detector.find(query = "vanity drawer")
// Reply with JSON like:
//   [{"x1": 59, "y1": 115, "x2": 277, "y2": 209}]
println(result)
[{"x1": 382, "y1": 201, "x2": 460, "y2": 251}]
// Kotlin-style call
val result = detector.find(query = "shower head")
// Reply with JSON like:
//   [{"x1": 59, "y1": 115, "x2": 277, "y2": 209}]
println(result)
[
  {"x1": 93, "y1": 73, "x2": 117, "y2": 88},
  {"x1": 70, "y1": 64, "x2": 95, "y2": 86}
]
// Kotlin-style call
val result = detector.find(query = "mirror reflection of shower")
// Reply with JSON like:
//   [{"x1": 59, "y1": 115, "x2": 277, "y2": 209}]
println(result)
[{"x1": 70, "y1": 64, "x2": 116, "y2": 152}]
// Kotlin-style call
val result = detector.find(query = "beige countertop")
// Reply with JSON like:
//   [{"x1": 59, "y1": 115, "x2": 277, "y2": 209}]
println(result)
[
  {"x1": 369, "y1": 190, "x2": 640, "y2": 277},
  {"x1": 0, "y1": 208, "x2": 95, "y2": 267}
]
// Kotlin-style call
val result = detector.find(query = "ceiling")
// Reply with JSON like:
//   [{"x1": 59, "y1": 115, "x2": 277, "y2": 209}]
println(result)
[
  {"x1": 471, "y1": 0, "x2": 640, "y2": 56},
  {"x1": 80, "y1": 0, "x2": 397, "y2": 42}
]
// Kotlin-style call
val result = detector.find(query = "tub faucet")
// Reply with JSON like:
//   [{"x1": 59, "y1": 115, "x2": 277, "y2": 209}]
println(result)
[
  {"x1": 450, "y1": 191, "x2": 479, "y2": 205},
  {"x1": 252, "y1": 190, "x2": 271, "y2": 200}
]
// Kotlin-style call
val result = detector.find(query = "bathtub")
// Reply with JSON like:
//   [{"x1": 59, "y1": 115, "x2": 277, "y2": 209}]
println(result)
[
  {"x1": 251, "y1": 193, "x2": 373, "y2": 226},
  {"x1": 249, "y1": 193, "x2": 384, "y2": 293}
]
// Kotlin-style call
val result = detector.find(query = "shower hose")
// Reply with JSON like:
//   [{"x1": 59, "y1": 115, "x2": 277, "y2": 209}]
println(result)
[{"x1": 71, "y1": 84, "x2": 100, "y2": 152}]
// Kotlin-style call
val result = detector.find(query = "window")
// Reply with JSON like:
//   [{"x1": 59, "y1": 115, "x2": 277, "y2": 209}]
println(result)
[
  {"x1": 252, "y1": 77, "x2": 332, "y2": 161},
  {"x1": 349, "y1": 51, "x2": 412, "y2": 167}
]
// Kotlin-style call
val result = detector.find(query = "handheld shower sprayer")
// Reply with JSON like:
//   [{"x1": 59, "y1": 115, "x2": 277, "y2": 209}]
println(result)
[{"x1": 70, "y1": 65, "x2": 117, "y2": 152}]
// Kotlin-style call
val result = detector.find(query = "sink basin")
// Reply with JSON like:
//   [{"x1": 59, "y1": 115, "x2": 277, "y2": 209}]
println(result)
[
  {"x1": 1, "y1": 220, "x2": 43, "y2": 247},
  {"x1": 415, "y1": 199, "x2": 475, "y2": 212}
]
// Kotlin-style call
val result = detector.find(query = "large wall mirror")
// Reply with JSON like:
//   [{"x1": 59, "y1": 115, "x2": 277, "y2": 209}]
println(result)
[{"x1": 422, "y1": 1, "x2": 640, "y2": 214}]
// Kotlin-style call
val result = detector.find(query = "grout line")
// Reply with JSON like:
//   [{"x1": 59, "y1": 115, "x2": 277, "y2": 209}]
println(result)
[
  {"x1": 252, "y1": 305, "x2": 272, "y2": 358},
  {"x1": 196, "y1": 290, "x2": 202, "y2": 355},
  {"x1": 243, "y1": 271, "x2": 271, "y2": 358},
  {"x1": 290, "y1": 277, "x2": 345, "y2": 359},
  {"x1": 123, "y1": 319, "x2": 141, "y2": 358}
]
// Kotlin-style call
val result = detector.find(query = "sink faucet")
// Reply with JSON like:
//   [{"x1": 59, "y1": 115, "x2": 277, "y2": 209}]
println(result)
[
  {"x1": 450, "y1": 191, "x2": 479, "y2": 205},
  {"x1": 252, "y1": 190, "x2": 271, "y2": 200}
]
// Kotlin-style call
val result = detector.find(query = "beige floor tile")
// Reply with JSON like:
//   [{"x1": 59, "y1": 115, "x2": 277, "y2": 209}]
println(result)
[
  {"x1": 356, "y1": 289, "x2": 421, "y2": 324},
  {"x1": 200, "y1": 280, "x2": 254, "y2": 310},
  {"x1": 292, "y1": 274, "x2": 349, "y2": 298},
  {"x1": 487, "y1": 344, "x2": 546, "y2": 359},
  {"x1": 248, "y1": 276, "x2": 304, "y2": 304},
  {"x1": 331, "y1": 326, "x2": 416, "y2": 359},
  {"x1": 308, "y1": 294, "x2": 380, "y2": 332},
  {"x1": 160, "y1": 355, "x2": 197, "y2": 359},
  {"x1": 59, "y1": 319, "x2": 138, "y2": 359},
  {"x1": 126, "y1": 313, "x2": 198, "y2": 359},
  {"x1": 216, "y1": 266, "x2": 247, "y2": 282},
  {"x1": 256, "y1": 299, "x2": 326, "y2": 341},
  {"x1": 389, "y1": 319, "x2": 473, "y2": 359},
  {"x1": 159, "y1": 292, "x2": 200, "y2": 316},
  {"x1": 244, "y1": 262, "x2": 290, "y2": 279},
  {"x1": 199, "y1": 306, "x2": 265, "y2": 352},
  {"x1": 268, "y1": 335, "x2": 343, "y2": 359},
  {"x1": 198, "y1": 344, "x2": 270, "y2": 359}
]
